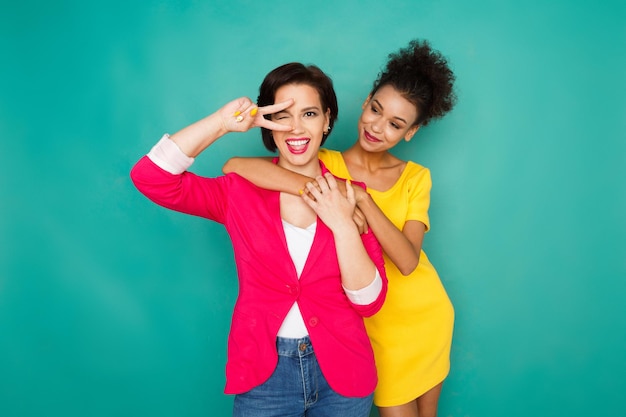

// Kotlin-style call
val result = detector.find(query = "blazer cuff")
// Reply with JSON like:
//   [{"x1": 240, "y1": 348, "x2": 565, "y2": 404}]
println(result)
[
  {"x1": 343, "y1": 270, "x2": 382, "y2": 305},
  {"x1": 147, "y1": 134, "x2": 195, "y2": 174}
]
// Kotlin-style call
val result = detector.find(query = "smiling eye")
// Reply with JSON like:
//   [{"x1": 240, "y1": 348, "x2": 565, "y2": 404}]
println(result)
[{"x1": 390, "y1": 122, "x2": 401, "y2": 129}]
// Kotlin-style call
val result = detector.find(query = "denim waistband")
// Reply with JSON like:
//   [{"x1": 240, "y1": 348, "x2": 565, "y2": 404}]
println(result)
[{"x1": 276, "y1": 336, "x2": 314, "y2": 357}]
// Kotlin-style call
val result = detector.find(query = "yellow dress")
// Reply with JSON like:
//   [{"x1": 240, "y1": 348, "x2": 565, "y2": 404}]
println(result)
[{"x1": 319, "y1": 149, "x2": 454, "y2": 407}]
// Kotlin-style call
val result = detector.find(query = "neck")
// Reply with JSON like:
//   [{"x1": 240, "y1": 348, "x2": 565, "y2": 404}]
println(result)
[{"x1": 345, "y1": 142, "x2": 391, "y2": 169}]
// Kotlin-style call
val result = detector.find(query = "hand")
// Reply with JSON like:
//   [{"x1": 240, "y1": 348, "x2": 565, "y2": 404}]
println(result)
[
  {"x1": 218, "y1": 97, "x2": 295, "y2": 133},
  {"x1": 353, "y1": 207, "x2": 369, "y2": 234},
  {"x1": 302, "y1": 173, "x2": 357, "y2": 233},
  {"x1": 328, "y1": 176, "x2": 369, "y2": 204},
  {"x1": 352, "y1": 184, "x2": 369, "y2": 205}
]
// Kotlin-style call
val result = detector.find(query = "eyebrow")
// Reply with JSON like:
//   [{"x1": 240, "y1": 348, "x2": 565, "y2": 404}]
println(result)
[
  {"x1": 300, "y1": 106, "x2": 321, "y2": 113},
  {"x1": 274, "y1": 105, "x2": 321, "y2": 117},
  {"x1": 373, "y1": 99, "x2": 408, "y2": 124}
]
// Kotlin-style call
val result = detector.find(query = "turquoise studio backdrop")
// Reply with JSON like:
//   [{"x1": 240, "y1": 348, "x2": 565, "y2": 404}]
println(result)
[{"x1": 1, "y1": 1, "x2": 625, "y2": 416}]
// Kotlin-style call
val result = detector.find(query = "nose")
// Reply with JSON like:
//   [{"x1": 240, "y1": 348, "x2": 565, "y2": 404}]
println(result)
[
  {"x1": 371, "y1": 118, "x2": 383, "y2": 133},
  {"x1": 291, "y1": 117, "x2": 304, "y2": 134}
]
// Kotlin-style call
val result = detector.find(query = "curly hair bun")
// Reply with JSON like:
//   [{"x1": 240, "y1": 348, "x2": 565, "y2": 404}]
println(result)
[{"x1": 373, "y1": 39, "x2": 457, "y2": 126}]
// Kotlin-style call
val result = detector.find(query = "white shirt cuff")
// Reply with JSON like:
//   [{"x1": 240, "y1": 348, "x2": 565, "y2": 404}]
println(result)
[
  {"x1": 147, "y1": 134, "x2": 195, "y2": 174},
  {"x1": 343, "y1": 270, "x2": 383, "y2": 305}
]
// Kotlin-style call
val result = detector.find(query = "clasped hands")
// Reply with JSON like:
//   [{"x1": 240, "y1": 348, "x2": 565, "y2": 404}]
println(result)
[{"x1": 303, "y1": 174, "x2": 370, "y2": 234}]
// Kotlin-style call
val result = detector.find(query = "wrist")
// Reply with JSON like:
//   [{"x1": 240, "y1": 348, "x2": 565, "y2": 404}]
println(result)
[
  {"x1": 328, "y1": 218, "x2": 360, "y2": 236},
  {"x1": 356, "y1": 191, "x2": 374, "y2": 208},
  {"x1": 205, "y1": 112, "x2": 229, "y2": 138}
]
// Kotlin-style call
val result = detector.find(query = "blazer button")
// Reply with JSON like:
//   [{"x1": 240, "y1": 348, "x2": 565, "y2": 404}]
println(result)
[{"x1": 308, "y1": 317, "x2": 319, "y2": 327}]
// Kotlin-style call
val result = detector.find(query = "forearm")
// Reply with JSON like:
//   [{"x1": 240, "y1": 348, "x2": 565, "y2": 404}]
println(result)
[
  {"x1": 332, "y1": 223, "x2": 379, "y2": 291},
  {"x1": 223, "y1": 157, "x2": 312, "y2": 195},
  {"x1": 169, "y1": 96, "x2": 296, "y2": 157},
  {"x1": 170, "y1": 112, "x2": 228, "y2": 158},
  {"x1": 357, "y1": 195, "x2": 423, "y2": 275}
]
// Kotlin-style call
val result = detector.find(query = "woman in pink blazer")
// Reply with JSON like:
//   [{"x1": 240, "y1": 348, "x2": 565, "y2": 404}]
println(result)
[{"x1": 130, "y1": 63, "x2": 387, "y2": 417}]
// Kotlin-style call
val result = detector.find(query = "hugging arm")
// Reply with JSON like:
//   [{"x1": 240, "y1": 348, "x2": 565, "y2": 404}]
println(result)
[
  {"x1": 223, "y1": 157, "x2": 369, "y2": 233},
  {"x1": 223, "y1": 157, "x2": 312, "y2": 195},
  {"x1": 354, "y1": 196, "x2": 425, "y2": 275},
  {"x1": 225, "y1": 157, "x2": 425, "y2": 275}
]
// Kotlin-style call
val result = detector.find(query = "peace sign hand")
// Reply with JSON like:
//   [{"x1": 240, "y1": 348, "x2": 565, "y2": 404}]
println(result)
[{"x1": 218, "y1": 97, "x2": 295, "y2": 133}]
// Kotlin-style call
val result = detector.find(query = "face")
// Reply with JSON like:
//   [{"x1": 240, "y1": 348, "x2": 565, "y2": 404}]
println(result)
[
  {"x1": 357, "y1": 84, "x2": 420, "y2": 152},
  {"x1": 271, "y1": 83, "x2": 330, "y2": 175}
]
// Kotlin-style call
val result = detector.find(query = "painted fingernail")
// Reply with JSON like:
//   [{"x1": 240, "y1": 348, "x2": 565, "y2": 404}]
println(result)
[
  {"x1": 250, "y1": 108, "x2": 258, "y2": 116},
  {"x1": 233, "y1": 111, "x2": 241, "y2": 116}
]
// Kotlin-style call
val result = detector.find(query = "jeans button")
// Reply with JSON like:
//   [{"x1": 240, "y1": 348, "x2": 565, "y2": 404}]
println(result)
[{"x1": 299, "y1": 343, "x2": 307, "y2": 352}]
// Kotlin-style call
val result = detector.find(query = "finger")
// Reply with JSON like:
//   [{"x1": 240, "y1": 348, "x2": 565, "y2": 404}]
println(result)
[
  {"x1": 230, "y1": 97, "x2": 254, "y2": 113},
  {"x1": 359, "y1": 215, "x2": 369, "y2": 234},
  {"x1": 315, "y1": 176, "x2": 331, "y2": 194},
  {"x1": 239, "y1": 105, "x2": 258, "y2": 119},
  {"x1": 345, "y1": 179, "x2": 356, "y2": 204},
  {"x1": 352, "y1": 211, "x2": 365, "y2": 234},
  {"x1": 353, "y1": 206, "x2": 365, "y2": 222},
  {"x1": 232, "y1": 103, "x2": 257, "y2": 125},
  {"x1": 323, "y1": 172, "x2": 338, "y2": 190},
  {"x1": 257, "y1": 118, "x2": 294, "y2": 132},
  {"x1": 359, "y1": 216, "x2": 368, "y2": 233},
  {"x1": 306, "y1": 181, "x2": 323, "y2": 199},
  {"x1": 301, "y1": 191, "x2": 317, "y2": 208},
  {"x1": 258, "y1": 99, "x2": 294, "y2": 116},
  {"x1": 299, "y1": 185, "x2": 316, "y2": 201},
  {"x1": 353, "y1": 206, "x2": 369, "y2": 234}
]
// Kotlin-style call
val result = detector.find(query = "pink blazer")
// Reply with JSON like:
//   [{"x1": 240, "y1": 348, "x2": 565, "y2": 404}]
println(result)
[{"x1": 131, "y1": 156, "x2": 387, "y2": 397}]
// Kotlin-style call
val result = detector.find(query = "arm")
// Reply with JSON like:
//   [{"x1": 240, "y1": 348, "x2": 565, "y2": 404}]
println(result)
[
  {"x1": 303, "y1": 173, "x2": 378, "y2": 291},
  {"x1": 223, "y1": 157, "x2": 311, "y2": 195},
  {"x1": 224, "y1": 157, "x2": 370, "y2": 233},
  {"x1": 130, "y1": 97, "x2": 294, "y2": 217},
  {"x1": 355, "y1": 193, "x2": 425, "y2": 276},
  {"x1": 229, "y1": 157, "x2": 426, "y2": 275},
  {"x1": 170, "y1": 97, "x2": 293, "y2": 157},
  {"x1": 224, "y1": 157, "x2": 424, "y2": 274},
  {"x1": 352, "y1": 166, "x2": 434, "y2": 276}
]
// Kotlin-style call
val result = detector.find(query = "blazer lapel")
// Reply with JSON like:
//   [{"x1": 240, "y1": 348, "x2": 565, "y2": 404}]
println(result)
[
  {"x1": 299, "y1": 219, "x2": 334, "y2": 281},
  {"x1": 271, "y1": 191, "x2": 300, "y2": 283}
]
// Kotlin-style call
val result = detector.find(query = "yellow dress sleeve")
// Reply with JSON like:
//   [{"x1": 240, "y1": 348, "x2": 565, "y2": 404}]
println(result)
[
  {"x1": 404, "y1": 162, "x2": 432, "y2": 232},
  {"x1": 318, "y1": 148, "x2": 350, "y2": 178}
]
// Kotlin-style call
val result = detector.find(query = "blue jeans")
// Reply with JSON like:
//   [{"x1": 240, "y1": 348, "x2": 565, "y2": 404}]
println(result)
[{"x1": 232, "y1": 336, "x2": 373, "y2": 417}]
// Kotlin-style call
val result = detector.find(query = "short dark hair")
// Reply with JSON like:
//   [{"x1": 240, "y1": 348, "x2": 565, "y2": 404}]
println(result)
[
  {"x1": 257, "y1": 63, "x2": 338, "y2": 152},
  {"x1": 371, "y1": 39, "x2": 457, "y2": 126}
]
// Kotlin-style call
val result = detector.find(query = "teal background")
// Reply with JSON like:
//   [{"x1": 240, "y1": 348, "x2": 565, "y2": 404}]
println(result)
[{"x1": 1, "y1": 1, "x2": 625, "y2": 416}]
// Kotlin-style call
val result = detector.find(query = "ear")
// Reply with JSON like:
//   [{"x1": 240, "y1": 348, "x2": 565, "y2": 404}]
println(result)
[
  {"x1": 404, "y1": 125, "x2": 420, "y2": 142},
  {"x1": 362, "y1": 95, "x2": 372, "y2": 110},
  {"x1": 324, "y1": 108, "x2": 331, "y2": 127}
]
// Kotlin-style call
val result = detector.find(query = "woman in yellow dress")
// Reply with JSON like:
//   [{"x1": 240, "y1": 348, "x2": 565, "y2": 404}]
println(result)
[{"x1": 224, "y1": 39, "x2": 456, "y2": 417}]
